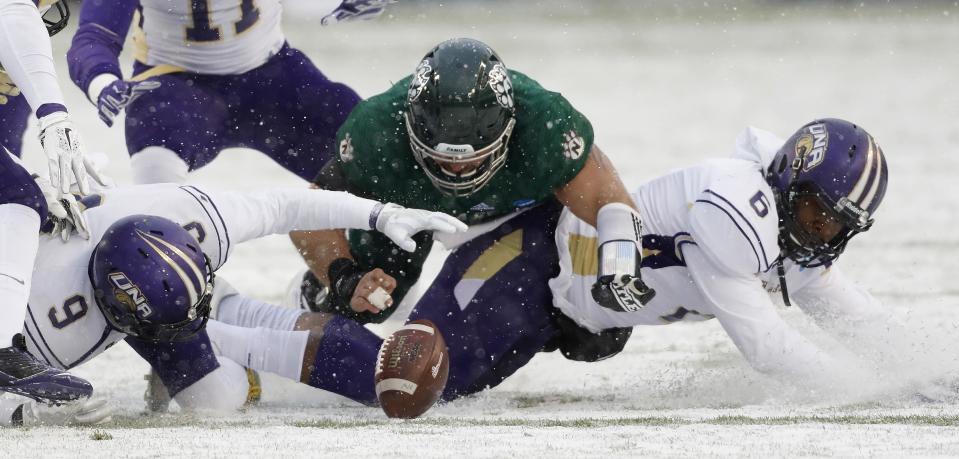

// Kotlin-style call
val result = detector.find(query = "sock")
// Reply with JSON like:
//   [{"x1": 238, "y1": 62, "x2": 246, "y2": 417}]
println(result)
[{"x1": 307, "y1": 315, "x2": 382, "y2": 405}]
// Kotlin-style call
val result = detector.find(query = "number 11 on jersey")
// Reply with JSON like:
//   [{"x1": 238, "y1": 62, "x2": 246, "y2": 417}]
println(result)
[{"x1": 186, "y1": 0, "x2": 261, "y2": 43}]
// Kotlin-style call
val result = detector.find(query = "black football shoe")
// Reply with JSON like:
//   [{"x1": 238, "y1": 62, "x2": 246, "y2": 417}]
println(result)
[{"x1": 0, "y1": 334, "x2": 93, "y2": 403}]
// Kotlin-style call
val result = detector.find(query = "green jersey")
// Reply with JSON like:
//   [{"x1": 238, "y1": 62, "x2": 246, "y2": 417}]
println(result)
[{"x1": 318, "y1": 70, "x2": 593, "y2": 322}]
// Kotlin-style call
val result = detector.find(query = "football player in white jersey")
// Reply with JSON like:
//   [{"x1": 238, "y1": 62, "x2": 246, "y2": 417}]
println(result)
[
  {"x1": 0, "y1": 0, "x2": 110, "y2": 405},
  {"x1": 253, "y1": 118, "x2": 889, "y2": 403},
  {"x1": 0, "y1": 183, "x2": 465, "y2": 425},
  {"x1": 66, "y1": 0, "x2": 395, "y2": 185},
  {"x1": 547, "y1": 119, "x2": 889, "y2": 384}
]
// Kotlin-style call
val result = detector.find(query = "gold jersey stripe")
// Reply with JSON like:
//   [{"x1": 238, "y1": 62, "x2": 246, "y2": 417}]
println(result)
[
  {"x1": 462, "y1": 229, "x2": 523, "y2": 281},
  {"x1": 568, "y1": 234, "x2": 599, "y2": 276},
  {"x1": 132, "y1": 64, "x2": 186, "y2": 82}
]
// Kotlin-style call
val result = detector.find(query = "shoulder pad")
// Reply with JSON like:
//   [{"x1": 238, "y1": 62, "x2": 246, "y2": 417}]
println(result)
[{"x1": 688, "y1": 162, "x2": 779, "y2": 275}]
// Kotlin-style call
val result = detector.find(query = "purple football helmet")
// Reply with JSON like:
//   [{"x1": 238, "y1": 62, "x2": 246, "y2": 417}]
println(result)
[
  {"x1": 766, "y1": 118, "x2": 888, "y2": 267},
  {"x1": 89, "y1": 215, "x2": 214, "y2": 342}
]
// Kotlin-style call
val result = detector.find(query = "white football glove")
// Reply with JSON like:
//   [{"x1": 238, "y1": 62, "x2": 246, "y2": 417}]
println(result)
[
  {"x1": 33, "y1": 174, "x2": 90, "y2": 241},
  {"x1": 321, "y1": 0, "x2": 397, "y2": 26},
  {"x1": 17, "y1": 397, "x2": 113, "y2": 427},
  {"x1": 373, "y1": 203, "x2": 468, "y2": 252},
  {"x1": 37, "y1": 111, "x2": 110, "y2": 195}
]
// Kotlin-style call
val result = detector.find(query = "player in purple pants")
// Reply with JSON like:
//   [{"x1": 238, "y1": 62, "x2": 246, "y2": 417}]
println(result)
[
  {"x1": 0, "y1": 87, "x2": 30, "y2": 158},
  {"x1": 67, "y1": 0, "x2": 393, "y2": 184}
]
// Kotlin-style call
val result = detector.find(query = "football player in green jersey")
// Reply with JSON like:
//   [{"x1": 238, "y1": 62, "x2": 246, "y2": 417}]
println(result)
[{"x1": 289, "y1": 38, "x2": 650, "y2": 379}]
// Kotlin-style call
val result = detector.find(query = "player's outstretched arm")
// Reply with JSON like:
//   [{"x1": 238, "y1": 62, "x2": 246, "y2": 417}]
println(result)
[
  {"x1": 555, "y1": 145, "x2": 656, "y2": 312},
  {"x1": 215, "y1": 187, "x2": 465, "y2": 251},
  {"x1": 0, "y1": 0, "x2": 108, "y2": 195},
  {"x1": 66, "y1": 0, "x2": 156, "y2": 128},
  {"x1": 791, "y1": 267, "x2": 890, "y2": 340},
  {"x1": 290, "y1": 228, "x2": 397, "y2": 315}
]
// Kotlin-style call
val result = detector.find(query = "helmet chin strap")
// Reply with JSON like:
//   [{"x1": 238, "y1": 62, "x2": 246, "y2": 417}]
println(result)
[{"x1": 776, "y1": 255, "x2": 791, "y2": 307}]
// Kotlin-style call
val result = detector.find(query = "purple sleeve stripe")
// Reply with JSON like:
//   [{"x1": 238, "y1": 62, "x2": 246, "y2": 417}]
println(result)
[
  {"x1": 695, "y1": 199, "x2": 763, "y2": 273},
  {"x1": 35, "y1": 103, "x2": 66, "y2": 118},
  {"x1": 703, "y1": 189, "x2": 771, "y2": 271},
  {"x1": 179, "y1": 186, "x2": 231, "y2": 269}
]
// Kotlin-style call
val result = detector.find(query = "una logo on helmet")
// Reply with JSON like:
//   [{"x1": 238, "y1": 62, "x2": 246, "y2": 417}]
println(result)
[
  {"x1": 108, "y1": 272, "x2": 154, "y2": 319},
  {"x1": 795, "y1": 124, "x2": 828, "y2": 171}
]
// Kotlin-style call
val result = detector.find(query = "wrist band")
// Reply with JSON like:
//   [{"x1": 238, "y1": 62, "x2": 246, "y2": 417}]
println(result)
[{"x1": 368, "y1": 203, "x2": 386, "y2": 230}]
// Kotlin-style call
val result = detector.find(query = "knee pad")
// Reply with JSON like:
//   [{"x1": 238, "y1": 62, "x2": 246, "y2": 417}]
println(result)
[{"x1": 130, "y1": 146, "x2": 190, "y2": 184}]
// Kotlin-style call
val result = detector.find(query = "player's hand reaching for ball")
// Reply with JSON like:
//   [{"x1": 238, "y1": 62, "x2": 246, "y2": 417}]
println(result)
[
  {"x1": 372, "y1": 203, "x2": 468, "y2": 252},
  {"x1": 349, "y1": 268, "x2": 396, "y2": 314},
  {"x1": 328, "y1": 259, "x2": 399, "y2": 315}
]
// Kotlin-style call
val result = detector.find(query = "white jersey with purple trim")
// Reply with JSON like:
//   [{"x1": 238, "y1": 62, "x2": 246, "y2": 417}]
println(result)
[
  {"x1": 549, "y1": 127, "x2": 885, "y2": 379},
  {"x1": 135, "y1": 0, "x2": 284, "y2": 75},
  {"x1": 22, "y1": 183, "x2": 378, "y2": 370},
  {"x1": 21, "y1": 184, "x2": 243, "y2": 370}
]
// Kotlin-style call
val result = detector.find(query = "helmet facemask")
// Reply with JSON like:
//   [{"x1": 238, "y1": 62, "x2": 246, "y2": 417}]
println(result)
[
  {"x1": 40, "y1": 1, "x2": 70, "y2": 37},
  {"x1": 775, "y1": 182, "x2": 871, "y2": 268},
  {"x1": 406, "y1": 113, "x2": 515, "y2": 197}
]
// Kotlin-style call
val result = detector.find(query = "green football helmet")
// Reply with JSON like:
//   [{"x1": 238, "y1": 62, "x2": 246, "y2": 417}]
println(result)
[{"x1": 405, "y1": 38, "x2": 516, "y2": 197}]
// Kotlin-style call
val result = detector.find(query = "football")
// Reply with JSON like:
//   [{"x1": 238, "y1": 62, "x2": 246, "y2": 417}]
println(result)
[{"x1": 374, "y1": 319, "x2": 450, "y2": 419}]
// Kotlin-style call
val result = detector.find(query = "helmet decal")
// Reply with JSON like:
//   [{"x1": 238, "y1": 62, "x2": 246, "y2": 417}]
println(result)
[
  {"x1": 846, "y1": 134, "x2": 884, "y2": 213},
  {"x1": 795, "y1": 123, "x2": 828, "y2": 172},
  {"x1": 408, "y1": 59, "x2": 432, "y2": 102},
  {"x1": 136, "y1": 229, "x2": 204, "y2": 306},
  {"x1": 108, "y1": 272, "x2": 153, "y2": 319},
  {"x1": 339, "y1": 132, "x2": 355, "y2": 162},
  {"x1": 488, "y1": 63, "x2": 513, "y2": 109}
]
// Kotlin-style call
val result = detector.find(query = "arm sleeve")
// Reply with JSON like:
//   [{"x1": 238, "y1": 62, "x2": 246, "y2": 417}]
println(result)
[
  {"x1": 682, "y1": 244, "x2": 845, "y2": 381},
  {"x1": 0, "y1": 0, "x2": 65, "y2": 111},
  {"x1": 66, "y1": 0, "x2": 137, "y2": 97},
  {"x1": 179, "y1": 186, "x2": 379, "y2": 270},
  {"x1": 791, "y1": 266, "x2": 889, "y2": 339}
]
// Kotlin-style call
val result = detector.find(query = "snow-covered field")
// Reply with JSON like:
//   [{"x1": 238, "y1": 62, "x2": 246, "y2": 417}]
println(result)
[{"x1": 4, "y1": 1, "x2": 959, "y2": 456}]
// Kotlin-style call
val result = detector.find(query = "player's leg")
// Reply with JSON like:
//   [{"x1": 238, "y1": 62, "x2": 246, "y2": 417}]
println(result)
[
  {"x1": 123, "y1": 71, "x2": 229, "y2": 184},
  {"x1": 210, "y1": 292, "x2": 381, "y2": 405},
  {"x1": 408, "y1": 201, "x2": 565, "y2": 400},
  {"x1": 235, "y1": 45, "x2": 362, "y2": 181},
  {"x1": 0, "y1": 151, "x2": 92, "y2": 402},
  {"x1": 0, "y1": 94, "x2": 31, "y2": 157},
  {"x1": 172, "y1": 354, "x2": 261, "y2": 411}
]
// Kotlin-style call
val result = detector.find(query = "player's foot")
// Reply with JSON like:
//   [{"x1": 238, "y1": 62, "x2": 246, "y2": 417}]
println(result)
[
  {"x1": 0, "y1": 334, "x2": 93, "y2": 403},
  {"x1": 143, "y1": 369, "x2": 171, "y2": 413}
]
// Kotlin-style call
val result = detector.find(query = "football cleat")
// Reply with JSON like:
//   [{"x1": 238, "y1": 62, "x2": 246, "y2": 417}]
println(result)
[
  {"x1": 143, "y1": 369, "x2": 171, "y2": 413},
  {"x1": 0, "y1": 334, "x2": 93, "y2": 403}
]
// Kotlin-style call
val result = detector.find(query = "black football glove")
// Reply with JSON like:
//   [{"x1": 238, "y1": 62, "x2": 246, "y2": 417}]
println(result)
[{"x1": 590, "y1": 240, "x2": 656, "y2": 312}]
